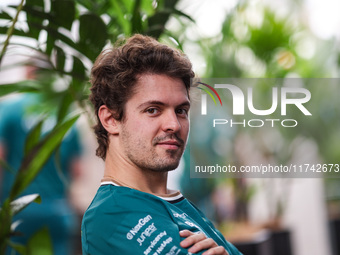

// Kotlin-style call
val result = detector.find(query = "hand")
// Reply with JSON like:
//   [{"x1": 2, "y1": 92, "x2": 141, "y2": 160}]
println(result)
[{"x1": 179, "y1": 230, "x2": 229, "y2": 255}]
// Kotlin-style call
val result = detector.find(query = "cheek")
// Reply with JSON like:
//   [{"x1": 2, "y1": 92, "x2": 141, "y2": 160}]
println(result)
[
  {"x1": 131, "y1": 119, "x2": 159, "y2": 136},
  {"x1": 131, "y1": 120, "x2": 142, "y2": 131},
  {"x1": 182, "y1": 120, "x2": 188, "y2": 128},
  {"x1": 181, "y1": 120, "x2": 190, "y2": 135}
]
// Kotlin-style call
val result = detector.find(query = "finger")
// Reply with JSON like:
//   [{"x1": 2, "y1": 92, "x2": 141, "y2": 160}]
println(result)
[
  {"x1": 188, "y1": 238, "x2": 217, "y2": 253},
  {"x1": 202, "y1": 245, "x2": 229, "y2": 255},
  {"x1": 179, "y1": 230, "x2": 194, "y2": 238},
  {"x1": 180, "y1": 232, "x2": 206, "y2": 248}
]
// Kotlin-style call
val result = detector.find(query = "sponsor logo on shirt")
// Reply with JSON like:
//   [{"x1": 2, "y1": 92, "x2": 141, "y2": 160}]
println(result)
[
  {"x1": 172, "y1": 212, "x2": 188, "y2": 219},
  {"x1": 153, "y1": 237, "x2": 173, "y2": 255},
  {"x1": 126, "y1": 215, "x2": 152, "y2": 240},
  {"x1": 144, "y1": 231, "x2": 167, "y2": 255},
  {"x1": 137, "y1": 223, "x2": 157, "y2": 246}
]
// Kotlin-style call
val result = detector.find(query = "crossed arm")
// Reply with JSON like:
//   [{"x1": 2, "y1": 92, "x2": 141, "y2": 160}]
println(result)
[{"x1": 180, "y1": 230, "x2": 229, "y2": 255}]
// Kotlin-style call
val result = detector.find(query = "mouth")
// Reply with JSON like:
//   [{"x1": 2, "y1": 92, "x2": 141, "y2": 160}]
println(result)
[{"x1": 156, "y1": 140, "x2": 181, "y2": 150}]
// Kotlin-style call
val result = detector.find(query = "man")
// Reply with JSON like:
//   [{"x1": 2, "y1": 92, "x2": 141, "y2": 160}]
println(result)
[{"x1": 81, "y1": 34, "x2": 241, "y2": 255}]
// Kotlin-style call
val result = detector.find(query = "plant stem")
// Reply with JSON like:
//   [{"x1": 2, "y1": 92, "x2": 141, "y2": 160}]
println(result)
[{"x1": 0, "y1": 0, "x2": 25, "y2": 68}]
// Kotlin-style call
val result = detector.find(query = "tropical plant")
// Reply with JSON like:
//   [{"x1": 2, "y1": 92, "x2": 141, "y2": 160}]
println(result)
[{"x1": 0, "y1": 0, "x2": 193, "y2": 253}]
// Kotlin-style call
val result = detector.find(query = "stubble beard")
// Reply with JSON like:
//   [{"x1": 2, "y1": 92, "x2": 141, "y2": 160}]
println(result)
[{"x1": 121, "y1": 131, "x2": 186, "y2": 172}]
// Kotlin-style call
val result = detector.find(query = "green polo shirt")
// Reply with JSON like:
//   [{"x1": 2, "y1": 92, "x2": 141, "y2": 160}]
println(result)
[{"x1": 81, "y1": 180, "x2": 242, "y2": 255}]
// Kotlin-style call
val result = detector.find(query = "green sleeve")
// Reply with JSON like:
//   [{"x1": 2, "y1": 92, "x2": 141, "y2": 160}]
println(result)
[
  {"x1": 82, "y1": 210, "x2": 210, "y2": 255},
  {"x1": 82, "y1": 190, "x2": 207, "y2": 255},
  {"x1": 187, "y1": 201, "x2": 243, "y2": 255}
]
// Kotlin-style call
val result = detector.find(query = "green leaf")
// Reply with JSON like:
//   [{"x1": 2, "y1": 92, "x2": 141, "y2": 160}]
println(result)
[
  {"x1": 26, "y1": 227, "x2": 53, "y2": 255},
  {"x1": 10, "y1": 194, "x2": 41, "y2": 216},
  {"x1": 24, "y1": 119, "x2": 44, "y2": 157},
  {"x1": 146, "y1": 0, "x2": 180, "y2": 38},
  {"x1": 70, "y1": 56, "x2": 86, "y2": 96},
  {"x1": 146, "y1": 11, "x2": 168, "y2": 38},
  {"x1": 72, "y1": 56, "x2": 86, "y2": 80},
  {"x1": 25, "y1": 0, "x2": 45, "y2": 39},
  {"x1": 9, "y1": 114, "x2": 80, "y2": 200},
  {"x1": 54, "y1": 147, "x2": 69, "y2": 187},
  {"x1": 78, "y1": 13, "x2": 108, "y2": 60},
  {"x1": 131, "y1": 0, "x2": 143, "y2": 34},
  {"x1": 147, "y1": 7, "x2": 194, "y2": 38},
  {"x1": 24, "y1": 22, "x2": 78, "y2": 51},
  {"x1": 0, "y1": 26, "x2": 28, "y2": 37},
  {"x1": 171, "y1": 8, "x2": 195, "y2": 23},
  {"x1": 0, "y1": 0, "x2": 25, "y2": 66},
  {"x1": 55, "y1": 46, "x2": 66, "y2": 72},
  {"x1": 0, "y1": 82, "x2": 40, "y2": 97},
  {"x1": 0, "y1": 159, "x2": 15, "y2": 174},
  {"x1": 26, "y1": 0, "x2": 44, "y2": 10},
  {"x1": 23, "y1": 4, "x2": 50, "y2": 21},
  {"x1": 57, "y1": 92, "x2": 73, "y2": 123},
  {"x1": 45, "y1": 27, "x2": 55, "y2": 55},
  {"x1": 0, "y1": 11, "x2": 13, "y2": 20},
  {"x1": 7, "y1": 241, "x2": 26, "y2": 255},
  {"x1": 0, "y1": 200, "x2": 11, "y2": 242},
  {"x1": 247, "y1": 9, "x2": 292, "y2": 63},
  {"x1": 160, "y1": 33, "x2": 184, "y2": 51},
  {"x1": 109, "y1": 0, "x2": 130, "y2": 35},
  {"x1": 140, "y1": 0, "x2": 157, "y2": 16},
  {"x1": 50, "y1": 0, "x2": 75, "y2": 30}
]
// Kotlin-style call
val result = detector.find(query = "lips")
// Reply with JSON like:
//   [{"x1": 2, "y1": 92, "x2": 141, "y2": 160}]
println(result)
[{"x1": 157, "y1": 140, "x2": 181, "y2": 150}]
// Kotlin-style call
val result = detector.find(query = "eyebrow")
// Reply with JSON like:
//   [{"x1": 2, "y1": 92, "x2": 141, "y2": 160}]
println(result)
[{"x1": 137, "y1": 100, "x2": 190, "y2": 110}]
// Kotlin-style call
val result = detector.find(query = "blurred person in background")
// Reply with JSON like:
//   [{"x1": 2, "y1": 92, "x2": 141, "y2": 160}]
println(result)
[{"x1": 0, "y1": 63, "x2": 83, "y2": 254}]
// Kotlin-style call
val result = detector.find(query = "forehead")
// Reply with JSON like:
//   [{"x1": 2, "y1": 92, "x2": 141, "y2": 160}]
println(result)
[{"x1": 131, "y1": 74, "x2": 189, "y2": 104}]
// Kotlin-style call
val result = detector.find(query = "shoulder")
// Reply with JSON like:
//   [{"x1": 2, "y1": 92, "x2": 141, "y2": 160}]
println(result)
[
  {"x1": 81, "y1": 184, "x2": 184, "y2": 254},
  {"x1": 84, "y1": 184, "x2": 170, "y2": 217},
  {"x1": 82, "y1": 184, "x2": 176, "y2": 233}
]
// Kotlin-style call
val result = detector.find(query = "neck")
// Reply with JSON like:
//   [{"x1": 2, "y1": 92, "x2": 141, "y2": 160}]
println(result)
[{"x1": 104, "y1": 148, "x2": 169, "y2": 195}]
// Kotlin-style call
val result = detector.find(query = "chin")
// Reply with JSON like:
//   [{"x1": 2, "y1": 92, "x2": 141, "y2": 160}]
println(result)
[{"x1": 149, "y1": 161, "x2": 180, "y2": 172}]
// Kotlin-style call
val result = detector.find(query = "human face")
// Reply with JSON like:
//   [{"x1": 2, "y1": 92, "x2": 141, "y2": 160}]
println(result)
[{"x1": 118, "y1": 74, "x2": 190, "y2": 172}]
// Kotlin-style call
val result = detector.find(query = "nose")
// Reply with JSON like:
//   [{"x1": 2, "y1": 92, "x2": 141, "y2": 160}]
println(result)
[{"x1": 162, "y1": 110, "x2": 181, "y2": 133}]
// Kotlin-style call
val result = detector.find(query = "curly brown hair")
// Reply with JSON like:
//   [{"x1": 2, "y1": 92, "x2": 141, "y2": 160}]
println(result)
[{"x1": 89, "y1": 34, "x2": 195, "y2": 160}]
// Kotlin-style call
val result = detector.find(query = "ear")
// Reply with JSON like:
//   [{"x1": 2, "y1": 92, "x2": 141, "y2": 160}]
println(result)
[{"x1": 98, "y1": 105, "x2": 120, "y2": 135}]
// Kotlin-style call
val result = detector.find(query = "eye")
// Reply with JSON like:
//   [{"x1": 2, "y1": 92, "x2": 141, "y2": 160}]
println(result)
[
  {"x1": 176, "y1": 108, "x2": 188, "y2": 116},
  {"x1": 145, "y1": 108, "x2": 160, "y2": 115}
]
